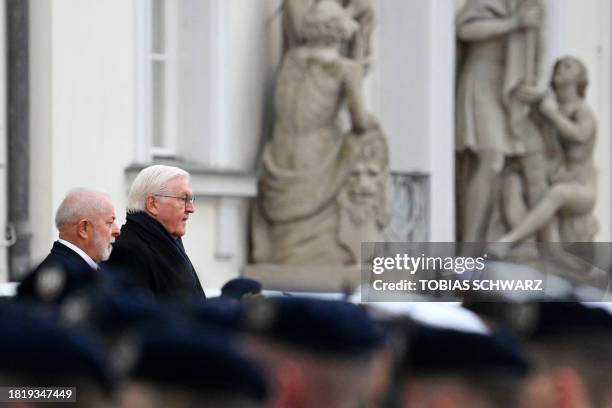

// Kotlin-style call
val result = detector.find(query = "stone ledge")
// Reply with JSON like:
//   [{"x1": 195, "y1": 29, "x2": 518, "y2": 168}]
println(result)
[
  {"x1": 0, "y1": 282, "x2": 17, "y2": 297},
  {"x1": 243, "y1": 263, "x2": 362, "y2": 293}
]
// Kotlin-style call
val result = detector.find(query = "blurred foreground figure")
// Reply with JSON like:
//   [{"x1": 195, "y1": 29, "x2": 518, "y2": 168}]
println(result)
[
  {"x1": 0, "y1": 303, "x2": 116, "y2": 408},
  {"x1": 105, "y1": 165, "x2": 204, "y2": 298},
  {"x1": 519, "y1": 302, "x2": 612, "y2": 408},
  {"x1": 242, "y1": 297, "x2": 384, "y2": 408},
  {"x1": 398, "y1": 324, "x2": 530, "y2": 408},
  {"x1": 18, "y1": 188, "x2": 120, "y2": 303},
  {"x1": 118, "y1": 322, "x2": 268, "y2": 408},
  {"x1": 221, "y1": 277, "x2": 263, "y2": 301}
]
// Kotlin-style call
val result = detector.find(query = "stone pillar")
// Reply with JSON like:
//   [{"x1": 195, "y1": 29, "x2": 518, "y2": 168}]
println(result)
[
  {"x1": 7, "y1": 0, "x2": 31, "y2": 279},
  {"x1": 372, "y1": 0, "x2": 455, "y2": 241},
  {"x1": 0, "y1": 0, "x2": 8, "y2": 282}
]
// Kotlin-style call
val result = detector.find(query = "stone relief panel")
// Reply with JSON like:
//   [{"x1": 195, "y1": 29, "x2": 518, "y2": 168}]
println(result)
[{"x1": 383, "y1": 173, "x2": 429, "y2": 243}]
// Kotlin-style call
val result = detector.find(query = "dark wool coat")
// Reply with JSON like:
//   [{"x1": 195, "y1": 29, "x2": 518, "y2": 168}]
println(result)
[
  {"x1": 104, "y1": 212, "x2": 205, "y2": 298},
  {"x1": 18, "y1": 241, "x2": 97, "y2": 302}
]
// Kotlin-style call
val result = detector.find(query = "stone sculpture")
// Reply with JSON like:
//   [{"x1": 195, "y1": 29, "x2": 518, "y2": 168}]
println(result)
[
  {"x1": 455, "y1": 0, "x2": 549, "y2": 242},
  {"x1": 282, "y1": 0, "x2": 374, "y2": 67},
  {"x1": 337, "y1": 133, "x2": 389, "y2": 260},
  {"x1": 499, "y1": 57, "x2": 597, "y2": 243},
  {"x1": 252, "y1": 0, "x2": 388, "y2": 266}
]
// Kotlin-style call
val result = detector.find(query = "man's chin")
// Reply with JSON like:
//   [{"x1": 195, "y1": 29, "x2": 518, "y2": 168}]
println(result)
[{"x1": 101, "y1": 247, "x2": 113, "y2": 262}]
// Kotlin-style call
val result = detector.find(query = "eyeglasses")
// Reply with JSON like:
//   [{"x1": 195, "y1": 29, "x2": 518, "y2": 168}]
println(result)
[{"x1": 154, "y1": 194, "x2": 195, "y2": 208}]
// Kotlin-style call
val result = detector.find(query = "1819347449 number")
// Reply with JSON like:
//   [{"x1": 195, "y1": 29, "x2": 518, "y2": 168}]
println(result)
[{"x1": 1, "y1": 387, "x2": 76, "y2": 402}]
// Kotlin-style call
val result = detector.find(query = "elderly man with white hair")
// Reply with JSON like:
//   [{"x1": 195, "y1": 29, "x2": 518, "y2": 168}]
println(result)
[
  {"x1": 104, "y1": 165, "x2": 204, "y2": 298},
  {"x1": 17, "y1": 188, "x2": 120, "y2": 301}
]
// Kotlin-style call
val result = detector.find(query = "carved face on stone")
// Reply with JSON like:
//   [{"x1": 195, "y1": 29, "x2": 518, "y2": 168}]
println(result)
[
  {"x1": 552, "y1": 57, "x2": 588, "y2": 97},
  {"x1": 339, "y1": 134, "x2": 388, "y2": 225},
  {"x1": 553, "y1": 59, "x2": 579, "y2": 85},
  {"x1": 346, "y1": 161, "x2": 382, "y2": 206},
  {"x1": 302, "y1": 0, "x2": 359, "y2": 43}
]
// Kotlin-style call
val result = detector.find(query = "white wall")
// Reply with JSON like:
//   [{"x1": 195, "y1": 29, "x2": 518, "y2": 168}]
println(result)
[
  {"x1": 29, "y1": 0, "x2": 55, "y2": 267},
  {"x1": 373, "y1": 0, "x2": 430, "y2": 173},
  {"x1": 372, "y1": 0, "x2": 456, "y2": 241},
  {"x1": 29, "y1": 0, "x2": 136, "y2": 265},
  {"x1": 222, "y1": 0, "x2": 280, "y2": 169},
  {"x1": 178, "y1": 0, "x2": 281, "y2": 170},
  {"x1": 427, "y1": 0, "x2": 456, "y2": 242}
]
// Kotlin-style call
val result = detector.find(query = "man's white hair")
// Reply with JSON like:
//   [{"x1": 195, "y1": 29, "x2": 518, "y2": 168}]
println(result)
[
  {"x1": 55, "y1": 188, "x2": 112, "y2": 229},
  {"x1": 126, "y1": 165, "x2": 190, "y2": 213}
]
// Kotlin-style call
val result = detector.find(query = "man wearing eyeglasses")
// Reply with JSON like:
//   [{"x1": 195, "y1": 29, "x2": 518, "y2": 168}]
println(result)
[{"x1": 104, "y1": 165, "x2": 205, "y2": 298}]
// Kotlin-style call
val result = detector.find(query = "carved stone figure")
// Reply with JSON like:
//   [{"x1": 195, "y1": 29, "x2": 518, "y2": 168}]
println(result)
[
  {"x1": 499, "y1": 57, "x2": 598, "y2": 243},
  {"x1": 282, "y1": 0, "x2": 374, "y2": 66},
  {"x1": 252, "y1": 0, "x2": 387, "y2": 266},
  {"x1": 455, "y1": 0, "x2": 548, "y2": 242},
  {"x1": 337, "y1": 133, "x2": 389, "y2": 261}
]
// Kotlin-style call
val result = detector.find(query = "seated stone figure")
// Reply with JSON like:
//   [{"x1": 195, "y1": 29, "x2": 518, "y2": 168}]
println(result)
[
  {"x1": 252, "y1": 0, "x2": 387, "y2": 266},
  {"x1": 499, "y1": 57, "x2": 597, "y2": 244}
]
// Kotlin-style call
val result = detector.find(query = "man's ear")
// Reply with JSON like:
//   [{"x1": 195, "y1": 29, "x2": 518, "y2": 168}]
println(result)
[
  {"x1": 77, "y1": 219, "x2": 89, "y2": 239},
  {"x1": 145, "y1": 195, "x2": 158, "y2": 216}
]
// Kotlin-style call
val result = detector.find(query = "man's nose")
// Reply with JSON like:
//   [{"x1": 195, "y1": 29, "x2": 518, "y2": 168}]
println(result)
[
  {"x1": 186, "y1": 202, "x2": 196, "y2": 214},
  {"x1": 112, "y1": 223, "x2": 120, "y2": 237}
]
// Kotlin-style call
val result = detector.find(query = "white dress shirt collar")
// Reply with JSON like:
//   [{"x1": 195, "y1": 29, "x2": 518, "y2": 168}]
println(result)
[{"x1": 57, "y1": 239, "x2": 98, "y2": 270}]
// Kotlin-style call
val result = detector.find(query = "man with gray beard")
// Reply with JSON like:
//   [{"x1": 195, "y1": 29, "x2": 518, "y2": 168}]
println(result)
[{"x1": 18, "y1": 188, "x2": 120, "y2": 302}]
